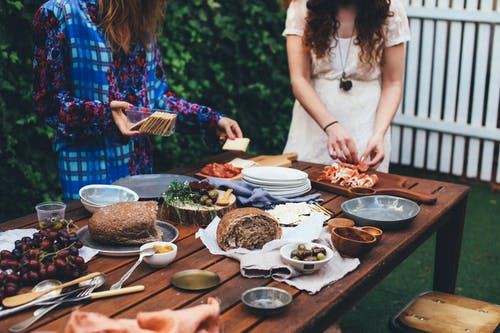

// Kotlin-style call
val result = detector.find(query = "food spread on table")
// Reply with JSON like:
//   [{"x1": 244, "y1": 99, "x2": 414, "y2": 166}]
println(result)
[
  {"x1": 0, "y1": 218, "x2": 86, "y2": 303},
  {"x1": 316, "y1": 161, "x2": 378, "y2": 188},
  {"x1": 216, "y1": 207, "x2": 282, "y2": 250},
  {"x1": 89, "y1": 201, "x2": 162, "y2": 245},
  {"x1": 265, "y1": 202, "x2": 330, "y2": 226},
  {"x1": 162, "y1": 180, "x2": 236, "y2": 226},
  {"x1": 199, "y1": 162, "x2": 243, "y2": 179}
]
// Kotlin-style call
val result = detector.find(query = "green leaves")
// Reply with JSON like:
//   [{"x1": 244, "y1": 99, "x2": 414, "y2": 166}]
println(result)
[{"x1": 1, "y1": 0, "x2": 293, "y2": 221}]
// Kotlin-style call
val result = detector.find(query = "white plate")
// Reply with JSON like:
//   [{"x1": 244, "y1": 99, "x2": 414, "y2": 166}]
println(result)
[
  {"x1": 242, "y1": 175, "x2": 308, "y2": 187},
  {"x1": 266, "y1": 183, "x2": 312, "y2": 198},
  {"x1": 76, "y1": 221, "x2": 179, "y2": 256},
  {"x1": 241, "y1": 167, "x2": 308, "y2": 182}
]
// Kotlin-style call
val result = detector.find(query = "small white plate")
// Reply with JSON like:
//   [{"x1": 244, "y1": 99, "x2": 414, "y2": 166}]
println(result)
[{"x1": 242, "y1": 167, "x2": 308, "y2": 182}]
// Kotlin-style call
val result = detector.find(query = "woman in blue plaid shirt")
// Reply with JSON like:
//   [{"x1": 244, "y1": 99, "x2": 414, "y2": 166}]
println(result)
[{"x1": 32, "y1": 0, "x2": 243, "y2": 200}]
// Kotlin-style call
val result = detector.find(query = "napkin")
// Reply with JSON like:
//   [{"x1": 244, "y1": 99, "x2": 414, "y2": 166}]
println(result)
[
  {"x1": 0, "y1": 228, "x2": 99, "y2": 262},
  {"x1": 65, "y1": 297, "x2": 220, "y2": 333},
  {"x1": 206, "y1": 178, "x2": 322, "y2": 209},
  {"x1": 195, "y1": 215, "x2": 360, "y2": 294}
]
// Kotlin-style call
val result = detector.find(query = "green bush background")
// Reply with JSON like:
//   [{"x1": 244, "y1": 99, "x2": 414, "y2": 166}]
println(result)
[{"x1": 0, "y1": 0, "x2": 292, "y2": 221}]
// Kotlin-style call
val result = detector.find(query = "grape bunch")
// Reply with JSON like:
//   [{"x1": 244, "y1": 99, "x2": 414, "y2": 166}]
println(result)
[{"x1": 0, "y1": 221, "x2": 87, "y2": 302}]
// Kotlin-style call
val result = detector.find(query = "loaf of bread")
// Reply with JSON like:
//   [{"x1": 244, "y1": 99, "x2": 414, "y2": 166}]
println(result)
[
  {"x1": 216, "y1": 207, "x2": 282, "y2": 250},
  {"x1": 88, "y1": 201, "x2": 162, "y2": 245}
]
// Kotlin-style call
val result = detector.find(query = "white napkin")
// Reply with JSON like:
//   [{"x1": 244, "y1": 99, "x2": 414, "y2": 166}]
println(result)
[
  {"x1": 195, "y1": 214, "x2": 360, "y2": 294},
  {"x1": 0, "y1": 228, "x2": 99, "y2": 262}
]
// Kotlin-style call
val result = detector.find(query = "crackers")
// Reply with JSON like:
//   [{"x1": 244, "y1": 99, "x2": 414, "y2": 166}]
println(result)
[{"x1": 222, "y1": 138, "x2": 250, "y2": 152}]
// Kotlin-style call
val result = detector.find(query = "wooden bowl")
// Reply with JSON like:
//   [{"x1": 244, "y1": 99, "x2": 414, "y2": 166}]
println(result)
[
  {"x1": 327, "y1": 217, "x2": 355, "y2": 232},
  {"x1": 331, "y1": 226, "x2": 377, "y2": 257},
  {"x1": 358, "y1": 226, "x2": 383, "y2": 243}
]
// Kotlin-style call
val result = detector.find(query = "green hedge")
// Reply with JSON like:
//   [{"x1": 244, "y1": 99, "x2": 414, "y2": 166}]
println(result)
[{"x1": 0, "y1": 0, "x2": 292, "y2": 221}]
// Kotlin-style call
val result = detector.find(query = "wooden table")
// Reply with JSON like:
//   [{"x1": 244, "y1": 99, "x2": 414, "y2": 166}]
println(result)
[{"x1": 0, "y1": 152, "x2": 469, "y2": 332}]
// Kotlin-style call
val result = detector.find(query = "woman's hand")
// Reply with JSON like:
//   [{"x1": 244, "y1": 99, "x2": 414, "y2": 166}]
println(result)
[
  {"x1": 216, "y1": 117, "x2": 243, "y2": 141},
  {"x1": 110, "y1": 101, "x2": 141, "y2": 137},
  {"x1": 361, "y1": 132, "x2": 385, "y2": 170},
  {"x1": 325, "y1": 123, "x2": 359, "y2": 164}
]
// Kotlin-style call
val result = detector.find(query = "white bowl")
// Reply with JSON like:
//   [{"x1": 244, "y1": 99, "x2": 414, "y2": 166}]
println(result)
[
  {"x1": 280, "y1": 242, "x2": 333, "y2": 274},
  {"x1": 79, "y1": 184, "x2": 139, "y2": 213},
  {"x1": 80, "y1": 199, "x2": 103, "y2": 213},
  {"x1": 141, "y1": 241, "x2": 177, "y2": 268}
]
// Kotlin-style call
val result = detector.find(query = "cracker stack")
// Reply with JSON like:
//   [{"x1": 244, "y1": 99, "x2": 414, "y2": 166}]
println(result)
[{"x1": 131, "y1": 112, "x2": 177, "y2": 136}]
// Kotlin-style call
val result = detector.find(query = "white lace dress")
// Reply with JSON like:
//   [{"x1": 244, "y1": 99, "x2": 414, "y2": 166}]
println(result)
[{"x1": 282, "y1": 0, "x2": 410, "y2": 171}]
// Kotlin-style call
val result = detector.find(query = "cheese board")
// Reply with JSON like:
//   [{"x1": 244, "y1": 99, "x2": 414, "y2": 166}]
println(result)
[
  {"x1": 195, "y1": 153, "x2": 298, "y2": 180},
  {"x1": 308, "y1": 166, "x2": 437, "y2": 205}
]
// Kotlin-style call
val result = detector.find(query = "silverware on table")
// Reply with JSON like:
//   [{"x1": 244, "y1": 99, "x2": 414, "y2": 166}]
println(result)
[
  {"x1": 0, "y1": 286, "x2": 87, "y2": 319},
  {"x1": 110, "y1": 247, "x2": 155, "y2": 290},
  {"x1": 35, "y1": 285, "x2": 145, "y2": 306},
  {"x1": 8, "y1": 284, "x2": 97, "y2": 333}
]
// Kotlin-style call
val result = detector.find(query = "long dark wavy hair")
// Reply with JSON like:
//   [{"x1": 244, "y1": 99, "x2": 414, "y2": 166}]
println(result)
[
  {"x1": 98, "y1": 0, "x2": 168, "y2": 53},
  {"x1": 282, "y1": 0, "x2": 392, "y2": 67}
]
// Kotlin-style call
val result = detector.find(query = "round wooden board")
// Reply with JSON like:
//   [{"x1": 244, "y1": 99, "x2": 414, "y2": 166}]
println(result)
[{"x1": 163, "y1": 190, "x2": 237, "y2": 226}]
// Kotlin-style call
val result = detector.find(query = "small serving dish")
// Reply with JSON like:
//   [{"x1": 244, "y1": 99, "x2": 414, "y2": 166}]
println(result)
[
  {"x1": 358, "y1": 226, "x2": 383, "y2": 243},
  {"x1": 241, "y1": 287, "x2": 292, "y2": 316},
  {"x1": 280, "y1": 242, "x2": 333, "y2": 274},
  {"x1": 140, "y1": 241, "x2": 177, "y2": 268},
  {"x1": 327, "y1": 217, "x2": 355, "y2": 232},
  {"x1": 171, "y1": 269, "x2": 220, "y2": 291},
  {"x1": 330, "y1": 226, "x2": 377, "y2": 257},
  {"x1": 79, "y1": 184, "x2": 139, "y2": 208},
  {"x1": 341, "y1": 195, "x2": 420, "y2": 229}
]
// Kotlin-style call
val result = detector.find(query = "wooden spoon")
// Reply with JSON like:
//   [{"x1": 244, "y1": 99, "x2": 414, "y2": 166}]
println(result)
[
  {"x1": 2, "y1": 272, "x2": 102, "y2": 308},
  {"x1": 216, "y1": 189, "x2": 233, "y2": 206},
  {"x1": 347, "y1": 187, "x2": 437, "y2": 204}
]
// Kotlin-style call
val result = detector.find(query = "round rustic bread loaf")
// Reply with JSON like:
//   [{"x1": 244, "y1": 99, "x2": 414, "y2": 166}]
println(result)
[
  {"x1": 88, "y1": 201, "x2": 162, "y2": 245},
  {"x1": 216, "y1": 207, "x2": 282, "y2": 250}
]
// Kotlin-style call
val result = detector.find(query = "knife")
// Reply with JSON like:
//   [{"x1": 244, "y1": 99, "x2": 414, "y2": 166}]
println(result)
[
  {"x1": 0, "y1": 286, "x2": 88, "y2": 319},
  {"x1": 36, "y1": 285, "x2": 145, "y2": 306}
]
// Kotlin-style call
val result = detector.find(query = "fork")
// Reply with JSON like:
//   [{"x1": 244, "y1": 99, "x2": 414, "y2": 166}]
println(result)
[{"x1": 8, "y1": 284, "x2": 97, "y2": 333}]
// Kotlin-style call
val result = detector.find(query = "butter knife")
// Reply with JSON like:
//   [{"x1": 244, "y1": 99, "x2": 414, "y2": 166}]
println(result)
[{"x1": 36, "y1": 285, "x2": 145, "y2": 306}]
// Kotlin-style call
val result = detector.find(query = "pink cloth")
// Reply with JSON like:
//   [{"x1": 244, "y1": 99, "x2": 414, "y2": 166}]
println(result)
[{"x1": 64, "y1": 297, "x2": 220, "y2": 333}]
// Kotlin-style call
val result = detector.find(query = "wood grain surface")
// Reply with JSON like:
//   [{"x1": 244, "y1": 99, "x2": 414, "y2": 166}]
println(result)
[{"x1": 0, "y1": 152, "x2": 469, "y2": 333}]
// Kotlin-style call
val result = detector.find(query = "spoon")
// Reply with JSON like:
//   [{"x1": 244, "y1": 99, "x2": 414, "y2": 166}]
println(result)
[
  {"x1": 2, "y1": 272, "x2": 102, "y2": 308},
  {"x1": 110, "y1": 247, "x2": 156, "y2": 290},
  {"x1": 8, "y1": 273, "x2": 107, "y2": 333},
  {"x1": 0, "y1": 279, "x2": 63, "y2": 319}
]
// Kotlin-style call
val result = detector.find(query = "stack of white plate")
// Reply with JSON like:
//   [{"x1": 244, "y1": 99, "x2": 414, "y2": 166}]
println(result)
[{"x1": 241, "y1": 167, "x2": 311, "y2": 198}]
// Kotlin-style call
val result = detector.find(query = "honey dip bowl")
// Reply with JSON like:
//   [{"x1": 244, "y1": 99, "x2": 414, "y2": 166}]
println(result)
[{"x1": 331, "y1": 226, "x2": 377, "y2": 257}]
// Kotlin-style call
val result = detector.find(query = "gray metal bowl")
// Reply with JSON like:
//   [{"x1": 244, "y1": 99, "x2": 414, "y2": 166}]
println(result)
[
  {"x1": 341, "y1": 195, "x2": 420, "y2": 230},
  {"x1": 241, "y1": 287, "x2": 292, "y2": 316}
]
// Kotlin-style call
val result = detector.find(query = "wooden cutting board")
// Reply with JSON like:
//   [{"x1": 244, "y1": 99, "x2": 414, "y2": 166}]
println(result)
[
  {"x1": 195, "y1": 153, "x2": 298, "y2": 179},
  {"x1": 308, "y1": 165, "x2": 437, "y2": 204}
]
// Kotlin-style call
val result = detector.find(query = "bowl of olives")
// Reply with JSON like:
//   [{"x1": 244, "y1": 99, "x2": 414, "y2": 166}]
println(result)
[{"x1": 280, "y1": 242, "x2": 334, "y2": 274}]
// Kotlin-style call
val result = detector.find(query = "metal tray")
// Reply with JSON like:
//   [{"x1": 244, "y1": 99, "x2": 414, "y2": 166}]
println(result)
[
  {"x1": 77, "y1": 221, "x2": 179, "y2": 256},
  {"x1": 112, "y1": 174, "x2": 197, "y2": 199}
]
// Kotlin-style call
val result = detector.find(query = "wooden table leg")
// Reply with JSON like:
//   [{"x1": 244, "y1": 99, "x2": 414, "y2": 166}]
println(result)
[{"x1": 433, "y1": 194, "x2": 468, "y2": 293}]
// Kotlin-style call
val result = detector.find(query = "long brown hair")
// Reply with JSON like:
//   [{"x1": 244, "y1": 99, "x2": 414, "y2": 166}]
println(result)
[
  {"x1": 283, "y1": 0, "x2": 392, "y2": 67},
  {"x1": 98, "y1": 0, "x2": 168, "y2": 53}
]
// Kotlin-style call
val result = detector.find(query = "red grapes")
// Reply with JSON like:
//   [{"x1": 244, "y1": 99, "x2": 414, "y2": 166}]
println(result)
[{"x1": 0, "y1": 222, "x2": 87, "y2": 302}]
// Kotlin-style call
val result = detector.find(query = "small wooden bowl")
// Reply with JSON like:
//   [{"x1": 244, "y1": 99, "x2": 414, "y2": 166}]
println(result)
[
  {"x1": 331, "y1": 226, "x2": 377, "y2": 257},
  {"x1": 358, "y1": 226, "x2": 383, "y2": 243},
  {"x1": 327, "y1": 217, "x2": 355, "y2": 232}
]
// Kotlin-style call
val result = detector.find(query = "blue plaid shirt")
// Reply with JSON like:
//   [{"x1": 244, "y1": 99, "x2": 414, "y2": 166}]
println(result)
[{"x1": 33, "y1": 0, "x2": 223, "y2": 199}]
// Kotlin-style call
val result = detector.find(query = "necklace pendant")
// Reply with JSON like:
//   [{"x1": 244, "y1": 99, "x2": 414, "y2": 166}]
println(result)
[{"x1": 340, "y1": 73, "x2": 353, "y2": 91}]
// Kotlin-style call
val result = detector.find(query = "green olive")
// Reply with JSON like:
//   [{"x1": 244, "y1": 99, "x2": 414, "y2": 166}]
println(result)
[
  {"x1": 316, "y1": 252, "x2": 326, "y2": 261},
  {"x1": 199, "y1": 195, "x2": 209, "y2": 204},
  {"x1": 208, "y1": 190, "x2": 219, "y2": 201},
  {"x1": 204, "y1": 199, "x2": 213, "y2": 206},
  {"x1": 297, "y1": 243, "x2": 306, "y2": 251}
]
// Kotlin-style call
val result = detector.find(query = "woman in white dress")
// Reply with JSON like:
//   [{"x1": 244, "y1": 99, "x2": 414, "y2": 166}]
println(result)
[{"x1": 281, "y1": 0, "x2": 410, "y2": 171}]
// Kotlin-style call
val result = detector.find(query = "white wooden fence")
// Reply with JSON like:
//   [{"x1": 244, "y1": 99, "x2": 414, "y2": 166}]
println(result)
[{"x1": 390, "y1": 0, "x2": 500, "y2": 184}]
